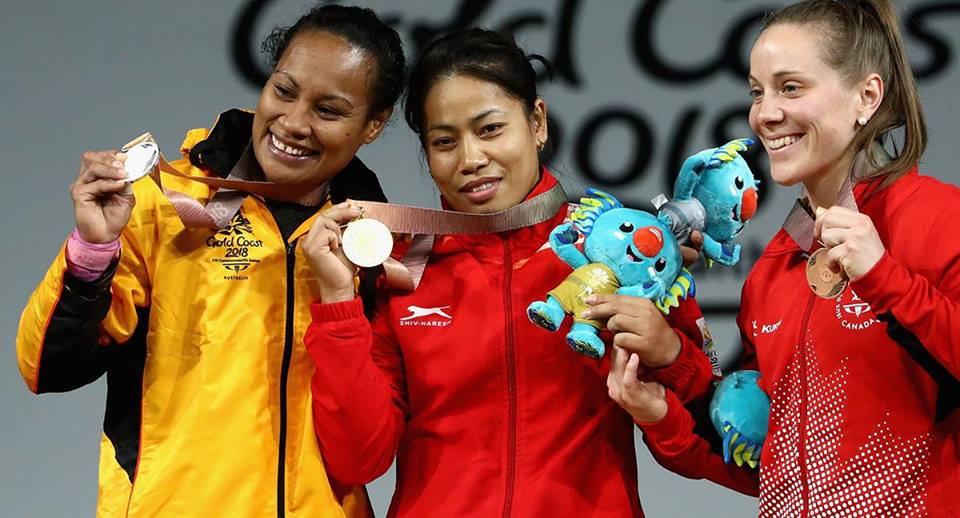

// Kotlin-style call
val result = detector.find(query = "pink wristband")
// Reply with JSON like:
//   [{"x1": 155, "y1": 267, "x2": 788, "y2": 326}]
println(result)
[{"x1": 65, "y1": 228, "x2": 120, "y2": 281}]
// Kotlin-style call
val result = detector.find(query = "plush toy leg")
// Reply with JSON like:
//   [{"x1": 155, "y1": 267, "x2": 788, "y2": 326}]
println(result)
[
  {"x1": 566, "y1": 323, "x2": 605, "y2": 359},
  {"x1": 527, "y1": 296, "x2": 566, "y2": 332},
  {"x1": 702, "y1": 235, "x2": 741, "y2": 266}
]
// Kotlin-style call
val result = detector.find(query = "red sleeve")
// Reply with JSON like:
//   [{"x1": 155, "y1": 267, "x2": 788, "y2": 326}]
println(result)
[
  {"x1": 305, "y1": 298, "x2": 408, "y2": 485},
  {"x1": 637, "y1": 390, "x2": 760, "y2": 496},
  {"x1": 653, "y1": 296, "x2": 721, "y2": 403},
  {"x1": 852, "y1": 248, "x2": 960, "y2": 380}
]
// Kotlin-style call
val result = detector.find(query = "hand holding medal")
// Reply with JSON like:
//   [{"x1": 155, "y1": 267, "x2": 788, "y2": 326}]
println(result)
[
  {"x1": 806, "y1": 205, "x2": 886, "y2": 297},
  {"x1": 302, "y1": 202, "x2": 377, "y2": 303}
]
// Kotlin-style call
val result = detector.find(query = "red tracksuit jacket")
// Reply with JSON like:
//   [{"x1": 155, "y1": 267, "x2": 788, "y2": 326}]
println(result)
[
  {"x1": 304, "y1": 171, "x2": 716, "y2": 517},
  {"x1": 640, "y1": 168, "x2": 960, "y2": 517}
]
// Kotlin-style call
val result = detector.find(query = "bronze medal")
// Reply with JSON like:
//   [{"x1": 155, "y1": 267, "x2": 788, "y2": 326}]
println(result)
[
  {"x1": 806, "y1": 248, "x2": 848, "y2": 298},
  {"x1": 342, "y1": 218, "x2": 393, "y2": 268}
]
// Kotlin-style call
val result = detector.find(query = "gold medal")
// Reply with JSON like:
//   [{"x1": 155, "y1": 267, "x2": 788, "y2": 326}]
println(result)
[
  {"x1": 342, "y1": 218, "x2": 393, "y2": 268},
  {"x1": 806, "y1": 248, "x2": 848, "y2": 298},
  {"x1": 121, "y1": 134, "x2": 160, "y2": 183}
]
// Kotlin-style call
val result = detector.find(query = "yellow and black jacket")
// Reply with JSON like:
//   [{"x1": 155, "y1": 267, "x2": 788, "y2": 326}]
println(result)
[{"x1": 16, "y1": 110, "x2": 381, "y2": 517}]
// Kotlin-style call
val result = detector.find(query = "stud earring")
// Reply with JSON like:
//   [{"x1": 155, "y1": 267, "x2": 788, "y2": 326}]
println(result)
[{"x1": 857, "y1": 116, "x2": 868, "y2": 126}]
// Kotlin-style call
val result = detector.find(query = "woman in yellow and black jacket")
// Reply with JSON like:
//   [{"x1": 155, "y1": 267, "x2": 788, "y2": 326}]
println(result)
[{"x1": 15, "y1": 5, "x2": 404, "y2": 517}]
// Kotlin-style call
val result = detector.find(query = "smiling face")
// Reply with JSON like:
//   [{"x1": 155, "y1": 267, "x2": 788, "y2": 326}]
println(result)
[
  {"x1": 584, "y1": 208, "x2": 681, "y2": 299},
  {"x1": 748, "y1": 23, "x2": 863, "y2": 191},
  {"x1": 251, "y1": 30, "x2": 389, "y2": 188},
  {"x1": 422, "y1": 75, "x2": 547, "y2": 214}
]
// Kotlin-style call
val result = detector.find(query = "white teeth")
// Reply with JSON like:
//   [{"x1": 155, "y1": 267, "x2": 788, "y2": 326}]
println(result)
[
  {"x1": 767, "y1": 135, "x2": 800, "y2": 150},
  {"x1": 469, "y1": 181, "x2": 496, "y2": 193},
  {"x1": 271, "y1": 133, "x2": 311, "y2": 156}
]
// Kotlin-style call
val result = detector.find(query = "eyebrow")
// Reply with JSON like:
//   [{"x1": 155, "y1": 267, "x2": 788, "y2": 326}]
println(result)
[
  {"x1": 275, "y1": 71, "x2": 355, "y2": 108},
  {"x1": 749, "y1": 70, "x2": 804, "y2": 83},
  {"x1": 427, "y1": 108, "x2": 505, "y2": 133}
]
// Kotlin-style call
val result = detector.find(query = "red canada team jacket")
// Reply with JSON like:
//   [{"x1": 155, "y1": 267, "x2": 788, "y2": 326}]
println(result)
[
  {"x1": 639, "y1": 168, "x2": 960, "y2": 517},
  {"x1": 304, "y1": 171, "x2": 717, "y2": 517}
]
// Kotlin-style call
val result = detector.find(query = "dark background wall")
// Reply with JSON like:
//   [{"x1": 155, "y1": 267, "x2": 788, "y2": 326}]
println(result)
[{"x1": 2, "y1": 1, "x2": 958, "y2": 515}]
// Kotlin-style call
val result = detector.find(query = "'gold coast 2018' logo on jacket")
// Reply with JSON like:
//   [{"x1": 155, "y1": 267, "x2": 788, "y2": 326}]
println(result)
[{"x1": 207, "y1": 211, "x2": 263, "y2": 280}]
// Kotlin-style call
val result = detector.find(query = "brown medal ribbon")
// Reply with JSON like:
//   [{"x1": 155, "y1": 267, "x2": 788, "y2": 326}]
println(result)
[
  {"x1": 783, "y1": 151, "x2": 876, "y2": 298},
  {"x1": 122, "y1": 132, "x2": 568, "y2": 291}
]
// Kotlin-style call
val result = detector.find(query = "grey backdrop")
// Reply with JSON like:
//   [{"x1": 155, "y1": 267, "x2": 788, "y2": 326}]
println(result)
[{"x1": 2, "y1": 1, "x2": 958, "y2": 516}]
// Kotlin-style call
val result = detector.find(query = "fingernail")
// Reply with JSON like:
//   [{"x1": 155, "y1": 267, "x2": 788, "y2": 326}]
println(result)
[
  {"x1": 580, "y1": 309, "x2": 592, "y2": 319},
  {"x1": 112, "y1": 160, "x2": 122, "y2": 168},
  {"x1": 815, "y1": 207, "x2": 826, "y2": 218},
  {"x1": 584, "y1": 295, "x2": 596, "y2": 305}
]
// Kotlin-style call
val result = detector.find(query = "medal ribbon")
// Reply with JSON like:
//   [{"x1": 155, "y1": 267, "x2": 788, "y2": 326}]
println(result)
[{"x1": 124, "y1": 133, "x2": 324, "y2": 230}]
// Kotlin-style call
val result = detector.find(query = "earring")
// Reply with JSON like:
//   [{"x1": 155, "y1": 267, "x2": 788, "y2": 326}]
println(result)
[
  {"x1": 857, "y1": 116, "x2": 868, "y2": 126},
  {"x1": 536, "y1": 140, "x2": 545, "y2": 151}
]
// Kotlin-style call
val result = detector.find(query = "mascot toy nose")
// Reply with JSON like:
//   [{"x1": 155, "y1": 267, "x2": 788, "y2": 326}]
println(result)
[
  {"x1": 634, "y1": 226, "x2": 664, "y2": 257},
  {"x1": 741, "y1": 188, "x2": 758, "y2": 221}
]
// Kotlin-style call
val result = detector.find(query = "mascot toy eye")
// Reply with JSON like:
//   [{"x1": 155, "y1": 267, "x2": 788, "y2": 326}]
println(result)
[
  {"x1": 526, "y1": 189, "x2": 694, "y2": 359},
  {"x1": 655, "y1": 138, "x2": 760, "y2": 266}
]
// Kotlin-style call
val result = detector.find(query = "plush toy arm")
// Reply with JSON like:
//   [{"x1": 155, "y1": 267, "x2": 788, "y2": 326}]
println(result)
[
  {"x1": 550, "y1": 223, "x2": 589, "y2": 268},
  {"x1": 701, "y1": 234, "x2": 741, "y2": 266},
  {"x1": 673, "y1": 148, "x2": 715, "y2": 200}
]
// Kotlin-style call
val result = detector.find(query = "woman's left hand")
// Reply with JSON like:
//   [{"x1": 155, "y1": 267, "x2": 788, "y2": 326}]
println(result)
[
  {"x1": 606, "y1": 345, "x2": 668, "y2": 423},
  {"x1": 814, "y1": 206, "x2": 885, "y2": 281},
  {"x1": 583, "y1": 294, "x2": 681, "y2": 368}
]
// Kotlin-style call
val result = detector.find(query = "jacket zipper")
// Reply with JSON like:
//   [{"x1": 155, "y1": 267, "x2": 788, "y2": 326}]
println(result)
[
  {"x1": 797, "y1": 292, "x2": 816, "y2": 517},
  {"x1": 277, "y1": 240, "x2": 297, "y2": 518},
  {"x1": 500, "y1": 235, "x2": 518, "y2": 518}
]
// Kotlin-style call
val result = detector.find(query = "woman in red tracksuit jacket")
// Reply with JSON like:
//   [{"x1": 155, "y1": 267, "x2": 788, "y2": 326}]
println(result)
[
  {"x1": 298, "y1": 29, "x2": 716, "y2": 517},
  {"x1": 606, "y1": 1, "x2": 960, "y2": 516}
]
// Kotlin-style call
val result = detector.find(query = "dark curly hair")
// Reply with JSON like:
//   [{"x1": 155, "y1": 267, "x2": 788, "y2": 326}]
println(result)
[{"x1": 261, "y1": 4, "x2": 405, "y2": 118}]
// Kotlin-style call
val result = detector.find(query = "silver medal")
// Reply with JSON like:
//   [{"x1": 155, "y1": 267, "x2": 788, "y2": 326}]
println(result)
[{"x1": 122, "y1": 138, "x2": 160, "y2": 183}]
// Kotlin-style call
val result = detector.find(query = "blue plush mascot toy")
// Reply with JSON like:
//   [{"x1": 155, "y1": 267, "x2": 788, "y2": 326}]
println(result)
[
  {"x1": 526, "y1": 189, "x2": 694, "y2": 359},
  {"x1": 656, "y1": 138, "x2": 760, "y2": 266},
  {"x1": 710, "y1": 370, "x2": 770, "y2": 468}
]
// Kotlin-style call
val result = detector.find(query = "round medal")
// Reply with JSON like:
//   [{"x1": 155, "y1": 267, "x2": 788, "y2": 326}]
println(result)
[
  {"x1": 805, "y1": 248, "x2": 848, "y2": 299},
  {"x1": 123, "y1": 141, "x2": 160, "y2": 182},
  {"x1": 342, "y1": 218, "x2": 393, "y2": 268}
]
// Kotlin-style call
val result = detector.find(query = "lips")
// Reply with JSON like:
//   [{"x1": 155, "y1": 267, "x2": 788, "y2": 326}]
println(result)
[
  {"x1": 765, "y1": 134, "x2": 803, "y2": 151},
  {"x1": 268, "y1": 132, "x2": 318, "y2": 161},
  {"x1": 459, "y1": 177, "x2": 502, "y2": 204}
]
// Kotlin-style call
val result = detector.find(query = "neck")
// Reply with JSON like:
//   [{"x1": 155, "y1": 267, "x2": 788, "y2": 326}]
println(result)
[{"x1": 803, "y1": 153, "x2": 854, "y2": 211}]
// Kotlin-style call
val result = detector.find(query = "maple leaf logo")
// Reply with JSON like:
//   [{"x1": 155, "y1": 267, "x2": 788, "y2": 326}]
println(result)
[{"x1": 759, "y1": 332, "x2": 931, "y2": 517}]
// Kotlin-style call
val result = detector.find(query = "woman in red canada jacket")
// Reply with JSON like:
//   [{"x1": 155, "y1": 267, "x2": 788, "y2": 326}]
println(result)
[
  {"x1": 607, "y1": 1, "x2": 960, "y2": 516},
  {"x1": 298, "y1": 29, "x2": 716, "y2": 517}
]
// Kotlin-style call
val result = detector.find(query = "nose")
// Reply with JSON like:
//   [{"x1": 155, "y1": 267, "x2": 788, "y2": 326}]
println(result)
[
  {"x1": 633, "y1": 226, "x2": 664, "y2": 257},
  {"x1": 741, "y1": 188, "x2": 758, "y2": 221},
  {"x1": 459, "y1": 136, "x2": 489, "y2": 173},
  {"x1": 278, "y1": 101, "x2": 311, "y2": 138},
  {"x1": 753, "y1": 96, "x2": 784, "y2": 128}
]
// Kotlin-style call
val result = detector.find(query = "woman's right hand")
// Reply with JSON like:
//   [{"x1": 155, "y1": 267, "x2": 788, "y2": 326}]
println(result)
[
  {"x1": 71, "y1": 150, "x2": 135, "y2": 243},
  {"x1": 302, "y1": 202, "x2": 363, "y2": 303}
]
